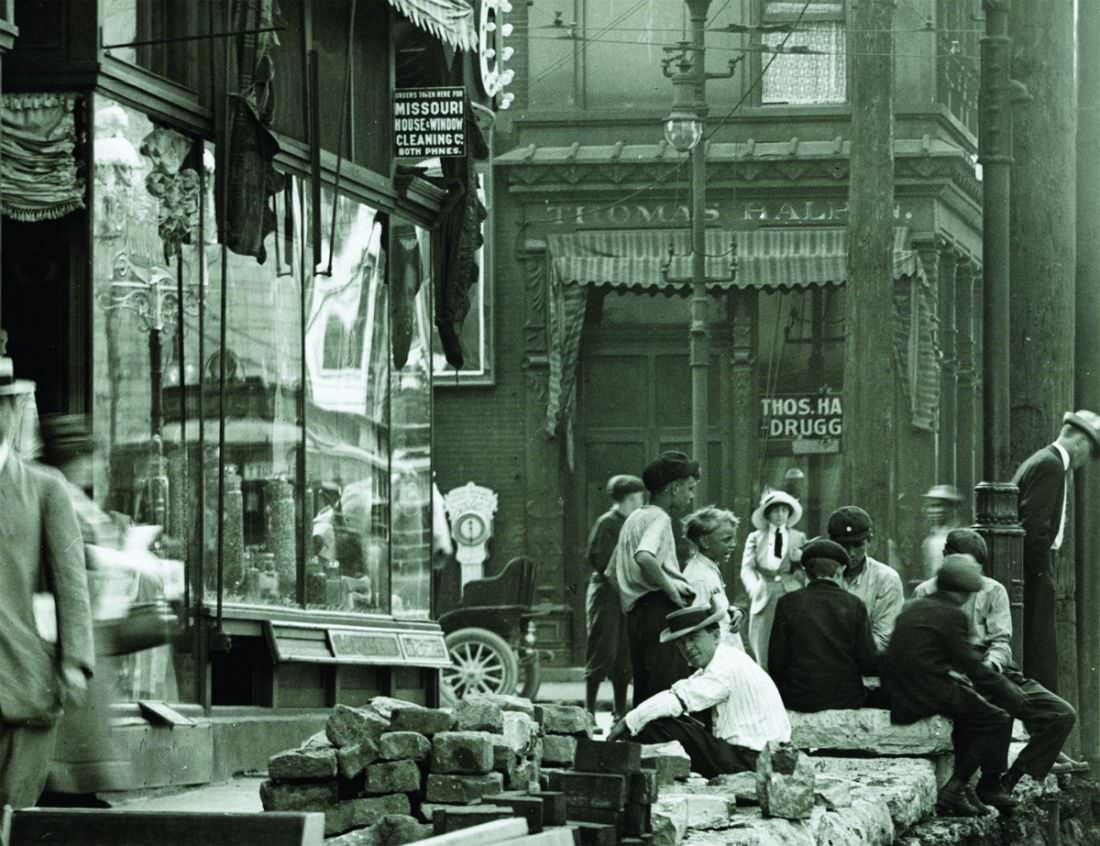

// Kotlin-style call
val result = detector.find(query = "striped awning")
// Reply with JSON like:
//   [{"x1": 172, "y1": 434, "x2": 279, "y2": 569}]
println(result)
[
  {"x1": 387, "y1": 0, "x2": 478, "y2": 51},
  {"x1": 546, "y1": 227, "x2": 919, "y2": 291}
]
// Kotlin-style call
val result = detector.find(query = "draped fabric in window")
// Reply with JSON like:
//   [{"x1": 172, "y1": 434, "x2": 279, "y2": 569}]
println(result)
[{"x1": 1, "y1": 94, "x2": 86, "y2": 222}]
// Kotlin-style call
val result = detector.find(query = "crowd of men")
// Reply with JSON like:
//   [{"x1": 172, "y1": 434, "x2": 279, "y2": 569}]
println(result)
[{"x1": 593, "y1": 406, "x2": 1100, "y2": 818}]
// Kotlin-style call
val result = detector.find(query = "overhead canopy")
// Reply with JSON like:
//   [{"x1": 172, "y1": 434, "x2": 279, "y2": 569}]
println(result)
[
  {"x1": 387, "y1": 0, "x2": 478, "y2": 51},
  {"x1": 545, "y1": 227, "x2": 919, "y2": 291}
]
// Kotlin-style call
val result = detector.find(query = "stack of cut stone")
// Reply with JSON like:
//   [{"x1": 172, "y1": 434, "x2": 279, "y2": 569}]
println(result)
[
  {"x1": 544, "y1": 737, "x2": 660, "y2": 846},
  {"x1": 536, "y1": 704, "x2": 591, "y2": 768},
  {"x1": 259, "y1": 702, "x2": 434, "y2": 846}
]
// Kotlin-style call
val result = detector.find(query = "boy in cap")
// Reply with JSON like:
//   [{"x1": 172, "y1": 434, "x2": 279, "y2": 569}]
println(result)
[
  {"x1": 883, "y1": 554, "x2": 1020, "y2": 816},
  {"x1": 584, "y1": 474, "x2": 646, "y2": 723},
  {"x1": 768, "y1": 538, "x2": 880, "y2": 712},
  {"x1": 913, "y1": 528, "x2": 1078, "y2": 788},
  {"x1": 610, "y1": 451, "x2": 699, "y2": 706},
  {"x1": 827, "y1": 505, "x2": 904, "y2": 652},
  {"x1": 607, "y1": 599, "x2": 791, "y2": 778},
  {"x1": 1012, "y1": 409, "x2": 1100, "y2": 694}
]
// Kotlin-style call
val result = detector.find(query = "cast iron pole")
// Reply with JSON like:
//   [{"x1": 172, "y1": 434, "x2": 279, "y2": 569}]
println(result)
[{"x1": 688, "y1": 0, "x2": 710, "y2": 501}]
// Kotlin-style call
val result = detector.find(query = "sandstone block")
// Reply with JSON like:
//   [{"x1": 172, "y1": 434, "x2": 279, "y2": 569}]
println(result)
[
  {"x1": 431, "y1": 731, "x2": 495, "y2": 774},
  {"x1": 493, "y1": 739, "x2": 518, "y2": 773},
  {"x1": 488, "y1": 793, "x2": 545, "y2": 833},
  {"x1": 380, "y1": 731, "x2": 432, "y2": 763},
  {"x1": 365, "y1": 697, "x2": 425, "y2": 720},
  {"x1": 324, "y1": 795, "x2": 413, "y2": 836},
  {"x1": 655, "y1": 793, "x2": 733, "y2": 830},
  {"x1": 328, "y1": 704, "x2": 390, "y2": 749},
  {"x1": 338, "y1": 739, "x2": 382, "y2": 780},
  {"x1": 814, "y1": 775, "x2": 854, "y2": 810},
  {"x1": 303, "y1": 730, "x2": 333, "y2": 749},
  {"x1": 365, "y1": 760, "x2": 422, "y2": 794},
  {"x1": 432, "y1": 804, "x2": 514, "y2": 835},
  {"x1": 576, "y1": 738, "x2": 643, "y2": 775},
  {"x1": 506, "y1": 757, "x2": 541, "y2": 792},
  {"x1": 541, "y1": 734, "x2": 577, "y2": 766},
  {"x1": 268, "y1": 746, "x2": 338, "y2": 781},
  {"x1": 464, "y1": 693, "x2": 536, "y2": 717},
  {"x1": 454, "y1": 698, "x2": 505, "y2": 733},
  {"x1": 544, "y1": 771, "x2": 627, "y2": 811},
  {"x1": 259, "y1": 778, "x2": 338, "y2": 812},
  {"x1": 327, "y1": 815, "x2": 432, "y2": 846},
  {"x1": 502, "y1": 711, "x2": 536, "y2": 754},
  {"x1": 809, "y1": 757, "x2": 938, "y2": 830},
  {"x1": 789, "y1": 709, "x2": 953, "y2": 755},
  {"x1": 390, "y1": 706, "x2": 454, "y2": 737},
  {"x1": 568, "y1": 821, "x2": 617, "y2": 846},
  {"x1": 709, "y1": 772, "x2": 758, "y2": 806},
  {"x1": 425, "y1": 772, "x2": 505, "y2": 804},
  {"x1": 756, "y1": 742, "x2": 814, "y2": 820},
  {"x1": 640, "y1": 742, "x2": 692, "y2": 786},
  {"x1": 651, "y1": 798, "x2": 688, "y2": 846},
  {"x1": 535, "y1": 704, "x2": 591, "y2": 735}
]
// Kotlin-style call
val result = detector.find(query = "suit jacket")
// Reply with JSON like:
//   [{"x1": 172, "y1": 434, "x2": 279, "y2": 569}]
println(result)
[
  {"x1": 769, "y1": 580, "x2": 878, "y2": 712},
  {"x1": 882, "y1": 593, "x2": 1017, "y2": 724},
  {"x1": 1012, "y1": 445, "x2": 1066, "y2": 574},
  {"x1": 740, "y1": 527, "x2": 807, "y2": 615},
  {"x1": 0, "y1": 454, "x2": 93, "y2": 726}
]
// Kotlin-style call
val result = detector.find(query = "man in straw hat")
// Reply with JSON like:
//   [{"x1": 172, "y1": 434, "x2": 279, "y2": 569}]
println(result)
[
  {"x1": 913, "y1": 529, "x2": 1078, "y2": 791},
  {"x1": 0, "y1": 354, "x2": 94, "y2": 808},
  {"x1": 1012, "y1": 409, "x2": 1100, "y2": 694},
  {"x1": 610, "y1": 451, "x2": 699, "y2": 706},
  {"x1": 607, "y1": 598, "x2": 791, "y2": 777},
  {"x1": 883, "y1": 554, "x2": 1021, "y2": 816},
  {"x1": 920, "y1": 484, "x2": 965, "y2": 580}
]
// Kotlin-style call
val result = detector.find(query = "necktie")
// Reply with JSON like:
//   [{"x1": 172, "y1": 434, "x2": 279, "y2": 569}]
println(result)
[{"x1": 774, "y1": 529, "x2": 783, "y2": 558}]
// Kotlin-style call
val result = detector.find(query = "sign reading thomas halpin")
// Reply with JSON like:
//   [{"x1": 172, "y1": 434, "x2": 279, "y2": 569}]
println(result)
[
  {"x1": 761, "y1": 392, "x2": 843, "y2": 454},
  {"x1": 394, "y1": 87, "x2": 466, "y2": 158}
]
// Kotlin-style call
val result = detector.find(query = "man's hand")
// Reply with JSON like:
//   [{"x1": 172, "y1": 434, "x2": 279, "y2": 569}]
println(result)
[
  {"x1": 60, "y1": 660, "x2": 88, "y2": 708},
  {"x1": 607, "y1": 718, "x2": 630, "y2": 742},
  {"x1": 666, "y1": 577, "x2": 695, "y2": 608}
]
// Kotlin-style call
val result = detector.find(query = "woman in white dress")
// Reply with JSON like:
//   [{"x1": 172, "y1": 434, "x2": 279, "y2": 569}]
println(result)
[{"x1": 681, "y1": 506, "x2": 744, "y2": 649}]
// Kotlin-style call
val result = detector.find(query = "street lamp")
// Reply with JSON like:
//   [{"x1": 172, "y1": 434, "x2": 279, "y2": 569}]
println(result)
[{"x1": 662, "y1": 0, "x2": 738, "y2": 501}]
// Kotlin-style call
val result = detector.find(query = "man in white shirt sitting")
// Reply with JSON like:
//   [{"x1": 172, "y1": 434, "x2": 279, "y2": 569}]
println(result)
[{"x1": 608, "y1": 600, "x2": 791, "y2": 778}]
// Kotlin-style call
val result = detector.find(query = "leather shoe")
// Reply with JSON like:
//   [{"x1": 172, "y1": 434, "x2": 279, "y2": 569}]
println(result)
[
  {"x1": 976, "y1": 776, "x2": 1018, "y2": 811},
  {"x1": 936, "y1": 780, "x2": 988, "y2": 818}
]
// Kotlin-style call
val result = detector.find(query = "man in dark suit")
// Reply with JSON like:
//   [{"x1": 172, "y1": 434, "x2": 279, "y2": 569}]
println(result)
[
  {"x1": 883, "y1": 555, "x2": 1022, "y2": 816},
  {"x1": 1012, "y1": 409, "x2": 1100, "y2": 694},
  {"x1": 768, "y1": 538, "x2": 879, "y2": 712},
  {"x1": 0, "y1": 355, "x2": 94, "y2": 808}
]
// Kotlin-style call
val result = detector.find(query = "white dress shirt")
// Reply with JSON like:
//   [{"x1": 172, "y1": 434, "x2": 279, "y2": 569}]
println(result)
[
  {"x1": 624, "y1": 641, "x2": 791, "y2": 752},
  {"x1": 765, "y1": 527, "x2": 787, "y2": 572},
  {"x1": 0, "y1": 439, "x2": 9, "y2": 475},
  {"x1": 1052, "y1": 441, "x2": 1070, "y2": 551}
]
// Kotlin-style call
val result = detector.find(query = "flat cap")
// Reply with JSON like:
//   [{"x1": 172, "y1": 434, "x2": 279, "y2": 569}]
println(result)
[
  {"x1": 642, "y1": 450, "x2": 700, "y2": 493},
  {"x1": 827, "y1": 505, "x2": 873, "y2": 543},
  {"x1": 944, "y1": 528, "x2": 988, "y2": 565},
  {"x1": 802, "y1": 538, "x2": 850, "y2": 570},
  {"x1": 606, "y1": 474, "x2": 645, "y2": 500},
  {"x1": 937, "y1": 553, "x2": 984, "y2": 593}
]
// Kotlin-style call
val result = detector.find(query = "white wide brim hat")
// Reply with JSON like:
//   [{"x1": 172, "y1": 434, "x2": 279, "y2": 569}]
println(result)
[{"x1": 751, "y1": 489, "x2": 803, "y2": 532}]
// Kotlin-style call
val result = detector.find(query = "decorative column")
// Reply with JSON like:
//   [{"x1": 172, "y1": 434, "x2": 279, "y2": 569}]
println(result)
[
  {"x1": 955, "y1": 258, "x2": 978, "y2": 512},
  {"x1": 937, "y1": 241, "x2": 958, "y2": 487},
  {"x1": 974, "y1": 482, "x2": 1025, "y2": 663}
]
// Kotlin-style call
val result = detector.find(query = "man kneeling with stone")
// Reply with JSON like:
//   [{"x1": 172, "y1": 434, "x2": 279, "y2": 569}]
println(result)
[
  {"x1": 912, "y1": 529, "x2": 1077, "y2": 792},
  {"x1": 607, "y1": 600, "x2": 791, "y2": 778},
  {"x1": 884, "y1": 554, "x2": 1022, "y2": 816}
]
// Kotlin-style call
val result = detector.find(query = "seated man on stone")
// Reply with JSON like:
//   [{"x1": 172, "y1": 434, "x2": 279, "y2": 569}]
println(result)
[
  {"x1": 768, "y1": 538, "x2": 880, "y2": 711},
  {"x1": 912, "y1": 528, "x2": 1077, "y2": 791},
  {"x1": 607, "y1": 600, "x2": 791, "y2": 778},
  {"x1": 883, "y1": 554, "x2": 1022, "y2": 816}
]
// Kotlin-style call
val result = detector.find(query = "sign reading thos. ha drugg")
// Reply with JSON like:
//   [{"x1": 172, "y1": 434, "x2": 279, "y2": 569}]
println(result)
[
  {"x1": 394, "y1": 87, "x2": 466, "y2": 158},
  {"x1": 761, "y1": 392, "x2": 843, "y2": 454}
]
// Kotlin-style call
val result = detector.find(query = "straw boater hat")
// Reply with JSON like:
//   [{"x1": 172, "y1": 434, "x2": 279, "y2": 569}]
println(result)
[
  {"x1": 1063, "y1": 409, "x2": 1100, "y2": 456},
  {"x1": 659, "y1": 600, "x2": 725, "y2": 643},
  {"x1": 751, "y1": 489, "x2": 803, "y2": 532},
  {"x1": 0, "y1": 355, "x2": 34, "y2": 397},
  {"x1": 923, "y1": 484, "x2": 963, "y2": 503}
]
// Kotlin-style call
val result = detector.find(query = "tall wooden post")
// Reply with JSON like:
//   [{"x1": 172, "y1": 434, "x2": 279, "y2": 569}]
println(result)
[
  {"x1": 937, "y1": 245, "x2": 958, "y2": 487},
  {"x1": 843, "y1": 0, "x2": 896, "y2": 530},
  {"x1": 955, "y1": 259, "x2": 977, "y2": 512},
  {"x1": 1009, "y1": 0, "x2": 1078, "y2": 715},
  {"x1": 730, "y1": 289, "x2": 757, "y2": 584},
  {"x1": 1075, "y1": 0, "x2": 1100, "y2": 772}
]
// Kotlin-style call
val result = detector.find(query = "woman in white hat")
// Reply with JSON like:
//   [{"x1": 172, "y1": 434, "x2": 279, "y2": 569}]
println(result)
[{"x1": 740, "y1": 489, "x2": 807, "y2": 670}]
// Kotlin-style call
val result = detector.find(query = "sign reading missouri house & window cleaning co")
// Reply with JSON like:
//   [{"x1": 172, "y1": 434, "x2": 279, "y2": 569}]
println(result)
[
  {"x1": 394, "y1": 87, "x2": 466, "y2": 159},
  {"x1": 761, "y1": 392, "x2": 843, "y2": 454}
]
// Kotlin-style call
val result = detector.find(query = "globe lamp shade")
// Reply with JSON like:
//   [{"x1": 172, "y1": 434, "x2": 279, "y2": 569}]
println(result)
[{"x1": 664, "y1": 111, "x2": 703, "y2": 152}]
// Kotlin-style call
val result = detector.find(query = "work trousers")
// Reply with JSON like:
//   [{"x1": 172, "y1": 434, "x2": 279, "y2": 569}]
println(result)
[
  {"x1": 1023, "y1": 563, "x2": 1059, "y2": 694},
  {"x1": 585, "y1": 573, "x2": 631, "y2": 685},
  {"x1": 948, "y1": 685, "x2": 1014, "y2": 783},
  {"x1": 0, "y1": 721, "x2": 59, "y2": 809},
  {"x1": 626, "y1": 591, "x2": 690, "y2": 707},
  {"x1": 636, "y1": 715, "x2": 758, "y2": 779},
  {"x1": 982, "y1": 669, "x2": 1077, "y2": 780}
]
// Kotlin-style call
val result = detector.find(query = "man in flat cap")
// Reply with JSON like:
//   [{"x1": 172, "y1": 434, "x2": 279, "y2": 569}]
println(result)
[
  {"x1": 884, "y1": 554, "x2": 1021, "y2": 816},
  {"x1": 583, "y1": 474, "x2": 646, "y2": 724},
  {"x1": 768, "y1": 538, "x2": 880, "y2": 712},
  {"x1": 610, "y1": 451, "x2": 699, "y2": 705},
  {"x1": 913, "y1": 529, "x2": 1077, "y2": 789},
  {"x1": 607, "y1": 599, "x2": 791, "y2": 778},
  {"x1": 827, "y1": 506, "x2": 904, "y2": 653},
  {"x1": 0, "y1": 355, "x2": 94, "y2": 808},
  {"x1": 1012, "y1": 409, "x2": 1100, "y2": 694}
]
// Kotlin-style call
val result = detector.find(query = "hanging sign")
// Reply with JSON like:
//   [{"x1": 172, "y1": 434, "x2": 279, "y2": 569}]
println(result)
[
  {"x1": 394, "y1": 87, "x2": 466, "y2": 159},
  {"x1": 761, "y1": 391, "x2": 843, "y2": 454}
]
